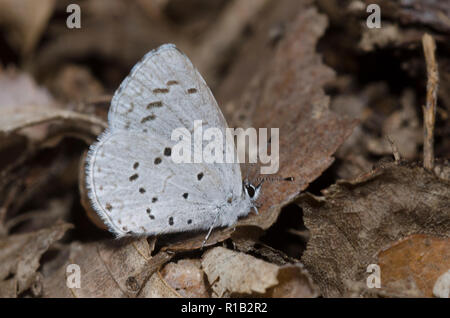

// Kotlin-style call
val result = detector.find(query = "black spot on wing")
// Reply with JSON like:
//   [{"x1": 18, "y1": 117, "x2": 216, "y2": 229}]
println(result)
[
  {"x1": 141, "y1": 114, "x2": 156, "y2": 123},
  {"x1": 153, "y1": 88, "x2": 169, "y2": 94},
  {"x1": 147, "y1": 101, "x2": 163, "y2": 109}
]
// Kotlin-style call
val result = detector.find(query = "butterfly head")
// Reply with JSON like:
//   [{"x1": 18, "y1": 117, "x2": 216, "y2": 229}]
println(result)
[{"x1": 243, "y1": 179, "x2": 262, "y2": 202}]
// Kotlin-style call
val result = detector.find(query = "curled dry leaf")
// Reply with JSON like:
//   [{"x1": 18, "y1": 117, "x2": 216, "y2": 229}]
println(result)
[
  {"x1": 231, "y1": 7, "x2": 357, "y2": 230},
  {"x1": 0, "y1": 222, "x2": 72, "y2": 297},
  {"x1": 201, "y1": 247, "x2": 318, "y2": 297},
  {"x1": 378, "y1": 234, "x2": 450, "y2": 298},
  {"x1": 298, "y1": 162, "x2": 450, "y2": 297},
  {"x1": 43, "y1": 237, "x2": 172, "y2": 298},
  {"x1": 0, "y1": 106, "x2": 106, "y2": 138},
  {"x1": 0, "y1": 68, "x2": 106, "y2": 145}
]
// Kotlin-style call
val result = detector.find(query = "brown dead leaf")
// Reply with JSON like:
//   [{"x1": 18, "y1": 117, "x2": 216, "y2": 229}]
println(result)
[
  {"x1": 298, "y1": 162, "x2": 450, "y2": 297},
  {"x1": 202, "y1": 246, "x2": 318, "y2": 297},
  {"x1": 0, "y1": 106, "x2": 106, "y2": 138},
  {"x1": 0, "y1": 222, "x2": 72, "y2": 297},
  {"x1": 378, "y1": 234, "x2": 450, "y2": 298},
  {"x1": 138, "y1": 270, "x2": 180, "y2": 298},
  {"x1": 231, "y1": 7, "x2": 356, "y2": 230},
  {"x1": 0, "y1": 67, "x2": 106, "y2": 146},
  {"x1": 159, "y1": 259, "x2": 209, "y2": 297},
  {"x1": 43, "y1": 238, "x2": 172, "y2": 297}
]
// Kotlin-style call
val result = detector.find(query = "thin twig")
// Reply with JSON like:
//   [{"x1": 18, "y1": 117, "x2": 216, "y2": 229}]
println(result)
[
  {"x1": 386, "y1": 136, "x2": 401, "y2": 162},
  {"x1": 422, "y1": 33, "x2": 439, "y2": 170}
]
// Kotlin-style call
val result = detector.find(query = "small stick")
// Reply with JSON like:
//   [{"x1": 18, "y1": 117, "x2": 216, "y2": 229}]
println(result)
[
  {"x1": 386, "y1": 136, "x2": 401, "y2": 162},
  {"x1": 422, "y1": 34, "x2": 439, "y2": 170}
]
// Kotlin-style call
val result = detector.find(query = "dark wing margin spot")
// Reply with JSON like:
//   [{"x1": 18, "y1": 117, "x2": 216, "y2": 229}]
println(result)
[
  {"x1": 187, "y1": 88, "x2": 197, "y2": 94},
  {"x1": 152, "y1": 197, "x2": 158, "y2": 203},
  {"x1": 105, "y1": 203, "x2": 112, "y2": 211},
  {"x1": 197, "y1": 172, "x2": 204, "y2": 180},
  {"x1": 154, "y1": 157, "x2": 162, "y2": 165},
  {"x1": 164, "y1": 147, "x2": 171, "y2": 156},
  {"x1": 139, "y1": 187, "x2": 146, "y2": 194},
  {"x1": 166, "y1": 80, "x2": 179, "y2": 86},
  {"x1": 187, "y1": 219, "x2": 192, "y2": 224},
  {"x1": 168, "y1": 217, "x2": 174, "y2": 226},
  {"x1": 182, "y1": 193, "x2": 188, "y2": 199},
  {"x1": 141, "y1": 114, "x2": 156, "y2": 123},
  {"x1": 129, "y1": 174, "x2": 139, "y2": 181},
  {"x1": 153, "y1": 88, "x2": 169, "y2": 94},
  {"x1": 133, "y1": 162, "x2": 139, "y2": 169},
  {"x1": 147, "y1": 101, "x2": 163, "y2": 109}
]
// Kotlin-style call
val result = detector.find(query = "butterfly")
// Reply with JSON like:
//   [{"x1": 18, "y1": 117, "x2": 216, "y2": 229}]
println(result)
[{"x1": 86, "y1": 44, "x2": 261, "y2": 242}]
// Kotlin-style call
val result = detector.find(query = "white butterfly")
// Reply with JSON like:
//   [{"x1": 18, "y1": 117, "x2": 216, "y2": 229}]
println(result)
[{"x1": 86, "y1": 44, "x2": 261, "y2": 241}]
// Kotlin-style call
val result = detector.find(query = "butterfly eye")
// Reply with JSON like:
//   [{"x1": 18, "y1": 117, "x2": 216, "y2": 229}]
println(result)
[{"x1": 245, "y1": 184, "x2": 256, "y2": 198}]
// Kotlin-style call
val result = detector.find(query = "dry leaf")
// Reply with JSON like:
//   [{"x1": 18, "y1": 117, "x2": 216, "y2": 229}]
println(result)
[
  {"x1": 231, "y1": 7, "x2": 357, "y2": 230},
  {"x1": 202, "y1": 246, "x2": 318, "y2": 297},
  {"x1": 378, "y1": 234, "x2": 450, "y2": 298},
  {"x1": 298, "y1": 162, "x2": 450, "y2": 297},
  {"x1": 0, "y1": 106, "x2": 106, "y2": 137},
  {"x1": 159, "y1": 259, "x2": 209, "y2": 297},
  {"x1": 139, "y1": 270, "x2": 180, "y2": 298},
  {"x1": 0, "y1": 222, "x2": 72, "y2": 297},
  {"x1": 43, "y1": 238, "x2": 172, "y2": 298}
]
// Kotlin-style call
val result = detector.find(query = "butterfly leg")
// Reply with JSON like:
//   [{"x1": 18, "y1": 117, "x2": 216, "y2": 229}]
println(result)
[{"x1": 201, "y1": 209, "x2": 220, "y2": 248}]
